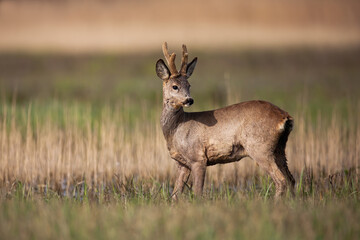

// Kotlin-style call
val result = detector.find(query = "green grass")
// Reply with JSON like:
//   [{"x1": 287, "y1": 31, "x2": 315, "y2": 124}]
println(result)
[
  {"x1": 1, "y1": 48, "x2": 359, "y2": 119},
  {"x1": 0, "y1": 176, "x2": 359, "y2": 240},
  {"x1": 1, "y1": 200, "x2": 359, "y2": 240}
]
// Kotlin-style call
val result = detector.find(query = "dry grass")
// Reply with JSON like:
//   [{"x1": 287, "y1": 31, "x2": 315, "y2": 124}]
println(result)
[{"x1": 0, "y1": 99, "x2": 358, "y2": 196}]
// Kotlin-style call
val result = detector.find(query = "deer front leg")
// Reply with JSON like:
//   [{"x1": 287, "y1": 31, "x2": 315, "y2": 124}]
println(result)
[
  {"x1": 172, "y1": 163, "x2": 191, "y2": 201},
  {"x1": 191, "y1": 162, "x2": 207, "y2": 197}
]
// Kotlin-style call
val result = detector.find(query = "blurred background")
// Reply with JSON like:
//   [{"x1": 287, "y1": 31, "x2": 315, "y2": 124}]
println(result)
[
  {"x1": 0, "y1": 0, "x2": 359, "y2": 112},
  {"x1": 1, "y1": 0, "x2": 360, "y2": 52}
]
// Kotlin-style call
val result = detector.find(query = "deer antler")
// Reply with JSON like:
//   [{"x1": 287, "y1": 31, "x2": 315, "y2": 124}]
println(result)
[
  {"x1": 180, "y1": 44, "x2": 188, "y2": 75},
  {"x1": 162, "y1": 42, "x2": 179, "y2": 76}
]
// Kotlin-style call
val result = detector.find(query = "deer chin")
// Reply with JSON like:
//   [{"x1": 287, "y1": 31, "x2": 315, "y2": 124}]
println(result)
[
  {"x1": 183, "y1": 103, "x2": 191, "y2": 108},
  {"x1": 168, "y1": 100, "x2": 183, "y2": 110}
]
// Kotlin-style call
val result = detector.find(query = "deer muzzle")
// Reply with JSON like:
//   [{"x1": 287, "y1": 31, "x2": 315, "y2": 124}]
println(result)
[{"x1": 183, "y1": 98, "x2": 194, "y2": 107}]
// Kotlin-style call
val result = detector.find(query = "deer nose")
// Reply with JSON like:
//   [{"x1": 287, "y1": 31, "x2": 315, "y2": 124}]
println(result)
[{"x1": 185, "y1": 98, "x2": 194, "y2": 106}]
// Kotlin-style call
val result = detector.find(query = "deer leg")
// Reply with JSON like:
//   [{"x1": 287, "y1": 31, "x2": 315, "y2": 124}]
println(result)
[
  {"x1": 253, "y1": 156, "x2": 287, "y2": 199},
  {"x1": 274, "y1": 153, "x2": 295, "y2": 196},
  {"x1": 269, "y1": 162, "x2": 287, "y2": 198},
  {"x1": 172, "y1": 163, "x2": 191, "y2": 201},
  {"x1": 191, "y1": 162, "x2": 207, "y2": 197}
]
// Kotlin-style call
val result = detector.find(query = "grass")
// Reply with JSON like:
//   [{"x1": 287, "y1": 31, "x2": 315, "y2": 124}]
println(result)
[
  {"x1": 0, "y1": 99, "x2": 358, "y2": 240},
  {"x1": 0, "y1": 180, "x2": 359, "y2": 240},
  {"x1": 0, "y1": 48, "x2": 359, "y2": 239},
  {"x1": 1, "y1": 48, "x2": 359, "y2": 115},
  {"x1": 0, "y1": 99, "x2": 358, "y2": 191}
]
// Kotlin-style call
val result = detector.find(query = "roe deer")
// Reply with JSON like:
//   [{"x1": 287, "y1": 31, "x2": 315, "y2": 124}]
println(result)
[{"x1": 156, "y1": 42, "x2": 295, "y2": 200}]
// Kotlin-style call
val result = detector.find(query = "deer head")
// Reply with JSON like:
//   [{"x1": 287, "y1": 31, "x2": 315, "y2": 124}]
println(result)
[{"x1": 156, "y1": 42, "x2": 197, "y2": 110}]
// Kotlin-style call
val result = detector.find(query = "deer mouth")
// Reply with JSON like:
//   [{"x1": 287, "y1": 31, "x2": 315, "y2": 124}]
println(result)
[{"x1": 182, "y1": 98, "x2": 194, "y2": 107}]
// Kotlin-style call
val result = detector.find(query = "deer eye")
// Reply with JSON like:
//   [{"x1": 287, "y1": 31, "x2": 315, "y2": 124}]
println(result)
[{"x1": 172, "y1": 86, "x2": 178, "y2": 90}]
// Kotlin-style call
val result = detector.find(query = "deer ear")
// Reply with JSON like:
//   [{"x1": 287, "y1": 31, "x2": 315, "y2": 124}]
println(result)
[
  {"x1": 156, "y1": 59, "x2": 170, "y2": 80},
  {"x1": 186, "y1": 57, "x2": 197, "y2": 78}
]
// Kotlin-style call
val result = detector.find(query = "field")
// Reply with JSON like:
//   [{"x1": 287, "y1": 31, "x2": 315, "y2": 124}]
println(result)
[{"x1": 0, "y1": 48, "x2": 360, "y2": 239}]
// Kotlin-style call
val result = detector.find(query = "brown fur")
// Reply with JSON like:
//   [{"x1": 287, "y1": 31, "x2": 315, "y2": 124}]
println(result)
[{"x1": 156, "y1": 43, "x2": 295, "y2": 200}]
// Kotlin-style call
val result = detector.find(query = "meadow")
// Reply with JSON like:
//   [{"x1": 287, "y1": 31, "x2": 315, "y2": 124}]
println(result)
[{"x1": 0, "y1": 48, "x2": 359, "y2": 239}]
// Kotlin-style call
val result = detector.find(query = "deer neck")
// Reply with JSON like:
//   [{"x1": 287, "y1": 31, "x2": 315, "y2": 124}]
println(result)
[{"x1": 161, "y1": 102, "x2": 185, "y2": 141}]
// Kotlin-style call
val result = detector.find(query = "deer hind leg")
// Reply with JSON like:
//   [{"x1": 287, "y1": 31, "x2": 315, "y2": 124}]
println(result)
[
  {"x1": 269, "y1": 161, "x2": 288, "y2": 198},
  {"x1": 274, "y1": 153, "x2": 295, "y2": 196},
  {"x1": 252, "y1": 155, "x2": 288, "y2": 198},
  {"x1": 172, "y1": 163, "x2": 191, "y2": 201}
]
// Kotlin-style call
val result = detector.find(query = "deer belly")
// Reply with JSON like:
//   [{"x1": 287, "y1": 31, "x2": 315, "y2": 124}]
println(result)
[{"x1": 206, "y1": 141, "x2": 247, "y2": 166}]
